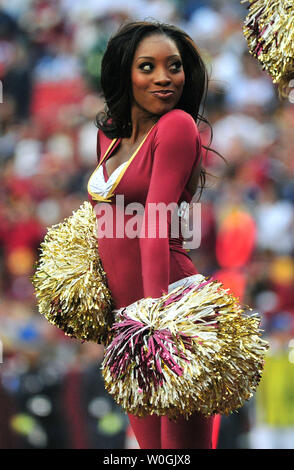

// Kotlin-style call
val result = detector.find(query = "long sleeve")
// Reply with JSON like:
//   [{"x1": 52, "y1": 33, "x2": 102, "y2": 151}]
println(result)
[
  {"x1": 96, "y1": 130, "x2": 101, "y2": 163},
  {"x1": 139, "y1": 109, "x2": 202, "y2": 299}
]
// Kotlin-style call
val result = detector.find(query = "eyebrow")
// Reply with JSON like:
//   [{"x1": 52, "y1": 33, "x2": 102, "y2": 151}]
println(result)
[{"x1": 136, "y1": 54, "x2": 181, "y2": 62}]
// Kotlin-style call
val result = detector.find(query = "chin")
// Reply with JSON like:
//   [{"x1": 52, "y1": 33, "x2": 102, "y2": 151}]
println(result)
[{"x1": 151, "y1": 103, "x2": 176, "y2": 116}]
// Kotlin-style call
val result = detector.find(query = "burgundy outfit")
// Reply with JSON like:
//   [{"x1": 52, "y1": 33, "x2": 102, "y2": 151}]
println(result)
[{"x1": 88, "y1": 109, "x2": 214, "y2": 449}]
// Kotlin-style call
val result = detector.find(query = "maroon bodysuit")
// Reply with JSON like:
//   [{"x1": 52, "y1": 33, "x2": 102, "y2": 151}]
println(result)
[
  {"x1": 88, "y1": 109, "x2": 201, "y2": 307},
  {"x1": 87, "y1": 108, "x2": 214, "y2": 449}
]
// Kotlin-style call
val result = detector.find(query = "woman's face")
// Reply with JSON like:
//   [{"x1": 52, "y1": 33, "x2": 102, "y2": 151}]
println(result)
[{"x1": 130, "y1": 34, "x2": 185, "y2": 118}]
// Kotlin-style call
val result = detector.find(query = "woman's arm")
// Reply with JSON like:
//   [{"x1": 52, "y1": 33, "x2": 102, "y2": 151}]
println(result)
[{"x1": 139, "y1": 110, "x2": 202, "y2": 299}]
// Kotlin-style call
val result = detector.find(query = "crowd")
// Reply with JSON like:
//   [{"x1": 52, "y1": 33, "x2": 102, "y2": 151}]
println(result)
[{"x1": 0, "y1": 0, "x2": 293, "y2": 449}]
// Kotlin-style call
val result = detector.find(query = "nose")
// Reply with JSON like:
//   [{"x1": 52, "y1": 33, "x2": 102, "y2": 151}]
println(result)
[{"x1": 153, "y1": 67, "x2": 172, "y2": 86}]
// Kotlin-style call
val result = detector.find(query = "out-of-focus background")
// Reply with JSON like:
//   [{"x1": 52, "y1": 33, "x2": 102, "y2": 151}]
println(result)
[{"x1": 0, "y1": 0, "x2": 293, "y2": 449}]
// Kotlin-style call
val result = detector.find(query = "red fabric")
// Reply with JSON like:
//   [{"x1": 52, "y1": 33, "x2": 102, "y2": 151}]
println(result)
[
  {"x1": 88, "y1": 109, "x2": 214, "y2": 448},
  {"x1": 89, "y1": 109, "x2": 202, "y2": 308},
  {"x1": 128, "y1": 412, "x2": 214, "y2": 449},
  {"x1": 212, "y1": 414, "x2": 221, "y2": 449}
]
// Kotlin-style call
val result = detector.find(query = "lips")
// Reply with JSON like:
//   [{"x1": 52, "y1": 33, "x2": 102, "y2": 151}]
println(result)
[{"x1": 151, "y1": 90, "x2": 175, "y2": 100}]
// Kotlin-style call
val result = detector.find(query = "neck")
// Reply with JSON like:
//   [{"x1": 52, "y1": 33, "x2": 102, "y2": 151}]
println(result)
[{"x1": 129, "y1": 107, "x2": 159, "y2": 144}]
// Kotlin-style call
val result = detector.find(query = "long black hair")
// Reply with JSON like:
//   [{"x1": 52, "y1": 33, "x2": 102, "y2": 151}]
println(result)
[{"x1": 95, "y1": 20, "x2": 226, "y2": 200}]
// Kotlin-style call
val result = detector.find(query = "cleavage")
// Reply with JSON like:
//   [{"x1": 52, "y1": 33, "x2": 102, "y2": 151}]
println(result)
[{"x1": 105, "y1": 140, "x2": 138, "y2": 179}]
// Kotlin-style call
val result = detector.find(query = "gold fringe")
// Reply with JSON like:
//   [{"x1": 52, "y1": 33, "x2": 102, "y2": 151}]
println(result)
[
  {"x1": 32, "y1": 201, "x2": 113, "y2": 343},
  {"x1": 242, "y1": 0, "x2": 294, "y2": 95},
  {"x1": 102, "y1": 277, "x2": 268, "y2": 419}
]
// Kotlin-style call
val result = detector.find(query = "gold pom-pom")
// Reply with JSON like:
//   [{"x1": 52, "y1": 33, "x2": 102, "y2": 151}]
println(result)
[
  {"x1": 32, "y1": 201, "x2": 113, "y2": 343},
  {"x1": 242, "y1": 0, "x2": 294, "y2": 96},
  {"x1": 102, "y1": 275, "x2": 268, "y2": 420}
]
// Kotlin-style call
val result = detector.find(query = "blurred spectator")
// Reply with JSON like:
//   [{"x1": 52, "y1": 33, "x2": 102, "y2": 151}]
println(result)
[{"x1": 254, "y1": 184, "x2": 294, "y2": 255}]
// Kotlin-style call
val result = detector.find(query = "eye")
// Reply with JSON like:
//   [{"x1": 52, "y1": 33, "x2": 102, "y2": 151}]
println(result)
[
  {"x1": 170, "y1": 60, "x2": 183, "y2": 72},
  {"x1": 139, "y1": 62, "x2": 154, "y2": 72}
]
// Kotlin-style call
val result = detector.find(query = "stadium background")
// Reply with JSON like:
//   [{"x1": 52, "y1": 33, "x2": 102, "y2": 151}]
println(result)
[{"x1": 0, "y1": 0, "x2": 294, "y2": 449}]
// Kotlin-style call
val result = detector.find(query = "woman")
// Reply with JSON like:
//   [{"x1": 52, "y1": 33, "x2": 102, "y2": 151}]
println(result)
[{"x1": 87, "y1": 20, "x2": 216, "y2": 449}]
